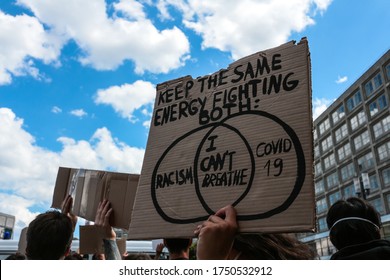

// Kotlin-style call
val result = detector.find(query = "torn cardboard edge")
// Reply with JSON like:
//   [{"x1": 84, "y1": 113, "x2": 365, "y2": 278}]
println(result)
[{"x1": 51, "y1": 166, "x2": 139, "y2": 230}]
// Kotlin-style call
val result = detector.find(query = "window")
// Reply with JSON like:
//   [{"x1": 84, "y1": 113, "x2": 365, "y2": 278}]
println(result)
[
  {"x1": 343, "y1": 183, "x2": 355, "y2": 198},
  {"x1": 337, "y1": 142, "x2": 351, "y2": 161},
  {"x1": 315, "y1": 162, "x2": 322, "y2": 176},
  {"x1": 383, "y1": 167, "x2": 390, "y2": 186},
  {"x1": 315, "y1": 180, "x2": 325, "y2": 195},
  {"x1": 369, "y1": 173, "x2": 380, "y2": 191},
  {"x1": 316, "y1": 198, "x2": 328, "y2": 214},
  {"x1": 321, "y1": 135, "x2": 333, "y2": 152},
  {"x1": 387, "y1": 194, "x2": 390, "y2": 211},
  {"x1": 314, "y1": 145, "x2": 320, "y2": 158},
  {"x1": 329, "y1": 191, "x2": 342, "y2": 206},
  {"x1": 324, "y1": 153, "x2": 336, "y2": 170},
  {"x1": 326, "y1": 171, "x2": 339, "y2": 189},
  {"x1": 377, "y1": 141, "x2": 390, "y2": 162},
  {"x1": 370, "y1": 198, "x2": 384, "y2": 214},
  {"x1": 350, "y1": 110, "x2": 366, "y2": 131},
  {"x1": 318, "y1": 217, "x2": 327, "y2": 232},
  {"x1": 314, "y1": 237, "x2": 335, "y2": 258},
  {"x1": 332, "y1": 105, "x2": 345, "y2": 124},
  {"x1": 319, "y1": 118, "x2": 330, "y2": 135},
  {"x1": 341, "y1": 162, "x2": 355, "y2": 182},
  {"x1": 364, "y1": 73, "x2": 383, "y2": 97},
  {"x1": 357, "y1": 152, "x2": 374, "y2": 171},
  {"x1": 369, "y1": 94, "x2": 388, "y2": 117},
  {"x1": 353, "y1": 130, "x2": 370, "y2": 151},
  {"x1": 335, "y1": 123, "x2": 348, "y2": 143},
  {"x1": 386, "y1": 63, "x2": 390, "y2": 79},
  {"x1": 373, "y1": 115, "x2": 390, "y2": 139},
  {"x1": 346, "y1": 90, "x2": 362, "y2": 111}
]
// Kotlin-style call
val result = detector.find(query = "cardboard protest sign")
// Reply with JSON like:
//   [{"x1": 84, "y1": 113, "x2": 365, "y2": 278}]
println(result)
[
  {"x1": 51, "y1": 167, "x2": 139, "y2": 229},
  {"x1": 17, "y1": 227, "x2": 28, "y2": 254},
  {"x1": 79, "y1": 225, "x2": 127, "y2": 255},
  {"x1": 129, "y1": 38, "x2": 315, "y2": 239},
  {"x1": 79, "y1": 225, "x2": 104, "y2": 255}
]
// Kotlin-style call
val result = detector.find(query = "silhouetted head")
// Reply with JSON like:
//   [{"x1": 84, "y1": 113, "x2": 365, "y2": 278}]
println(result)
[
  {"x1": 26, "y1": 210, "x2": 73, "y2": 260},
  {"x1": 327, "y1": 197, "x2": 381, "y2": 250},
  {"x1": 164, "y1": 238, "x2": 192, "y2": 254}
]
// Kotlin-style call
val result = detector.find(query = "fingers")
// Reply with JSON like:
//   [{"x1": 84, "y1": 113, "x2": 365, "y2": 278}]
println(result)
[
  {"x1": 195, "y1": 205, "x2": 238, "y2": 260},
  {"x1": 103, "y1": 207, "x2": 113, "y2": 224},
  {"x1": 215, "y1": 205, "x2": 236, "y2": 223},
  {"x1": 61, "y1": 195, "x2": 73, "y2": 214},
  {"x1": 194, "y1": 224, "x2": 203, "y2": 236},
  {"x1": 194, "y1": 205, "x2": 237, "y2": 236},
  {"x1": 95, "y1": 199, "x2": 111, "y2": 225}
]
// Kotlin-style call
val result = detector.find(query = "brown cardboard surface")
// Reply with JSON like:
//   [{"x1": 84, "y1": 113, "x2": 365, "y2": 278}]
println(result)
[
  {"x1": 51, "y1": 167, "x2": 139, "y2": 229},
  {"x1": 17, "y1": 227, "x2": 28, "y2": 254},
  {"x1": 79, "y1": 225, "x2": 127, "y2": 255},
  {"x1": 79, "y1": 225, "x2": 104, "y2": 255},
  {"x1": 129, "y1": 38, "x2": 315, "y2": 239}
]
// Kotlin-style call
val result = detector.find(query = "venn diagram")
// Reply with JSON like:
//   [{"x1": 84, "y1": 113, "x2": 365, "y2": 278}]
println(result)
[{"x1": 151, "y1": 111, "x2": 306, "y2": 224}]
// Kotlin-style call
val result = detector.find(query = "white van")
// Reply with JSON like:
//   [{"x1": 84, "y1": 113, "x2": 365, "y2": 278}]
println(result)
[{"x1": 0, "y1": 239, "x2": 158, "y2": 260}]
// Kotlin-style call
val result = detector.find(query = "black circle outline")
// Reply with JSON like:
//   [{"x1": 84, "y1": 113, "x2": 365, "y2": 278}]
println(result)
[
  {"x1": 151, "y1": 123, "x2": 216, "y2": 224},
  {"x1": 221, "y1": 111, "x2": 306, "y2": 220},
  {"x1": 193, "y1": 122, "x2": 255, "y2": 214},
  {"x1": 151, "y1": 110, "x2": 306, "y2": 223}
]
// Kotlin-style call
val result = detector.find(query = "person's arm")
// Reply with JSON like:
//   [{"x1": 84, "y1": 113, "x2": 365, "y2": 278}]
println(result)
[
  {"x1": 61, "y1": 194, "x2": 77, "y2": 231},
  {"x1": 94, "y1": 200, "x2": 121, "y2": 260},
  {"x1": 155, "y1": 243, "x2": 164, "y2": 259},
  {"x1": 194, "y1": 205, "x2": 238, "y2": 260}
]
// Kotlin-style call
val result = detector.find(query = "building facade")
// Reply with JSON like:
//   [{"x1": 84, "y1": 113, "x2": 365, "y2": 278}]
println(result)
[
  {"x1": 300, "y1": 49, "x2": 390, "y2": 259},
  {"x1": 0, "y1": 213, "x2": 15, "y2": 240}
]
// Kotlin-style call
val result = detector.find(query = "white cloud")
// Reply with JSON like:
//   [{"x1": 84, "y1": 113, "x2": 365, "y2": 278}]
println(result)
[
  {"x1": 312, "y1": 97, "x2": 332, "y2": 120},
  {"x1": 95, "y1": 80, "x2": 156, "y2": 122},
  {"x1": 0, "y1": 107, "x2": 144, "y2": 239},
  {"x1": 70, "y1": 109, "x2": 88, "y2": 118},
  {"x1": 313, "y1": 0, "x2": 333, "y2": 14},
  {"x1": 113, "y1": 0, "x2": 147, "y2": 21},
  {"x1": 336, "y1": 75, "x2": 348, "y2": 84},
  {"x1": 158, "y1": 0, "x2": 332, "y2": 59},
  {"x1": 0, "y1": 11, "x2": 63, "y2": 85},
  {"x1": 1, "y1": 0, "x2": 333, "y2": 84},
  {"x1": 15, "y1": 0, "x2": 190, "y2": 74},
  {"x1": 0, "y1": 193, "x2": 39, "y2": 240},
  {"x1": 143, "y1": 120, "x2": 152, "y2": 128},
  {"x1": 51, "y1": 106, "x2": 62, "y2": 114}
]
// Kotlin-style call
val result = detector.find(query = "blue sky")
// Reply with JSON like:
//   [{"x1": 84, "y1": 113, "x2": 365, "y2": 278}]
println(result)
[{"x1": 1, "y1": 0, "x2": 389, "y2": 240}]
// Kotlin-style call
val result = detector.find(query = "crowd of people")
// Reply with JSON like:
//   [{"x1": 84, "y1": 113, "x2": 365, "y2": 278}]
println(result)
[{"x1": 5, "y1": 194, "x2": 390, "y2": 260}]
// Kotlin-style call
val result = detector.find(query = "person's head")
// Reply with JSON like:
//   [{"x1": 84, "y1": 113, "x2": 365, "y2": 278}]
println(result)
[
  {"x1": 164, "y1": 238, "x2": 192, "y2": 259},
  {"x1": 26, "y1": 210, "x2": 73, "y2": 260},
  {"x1": 5, "y1": 252, "x2": 26, "y2": 260},
  {"x1": 92, "y1": 253, "x2": 105, "y2": 260},
  {"x1": 64, "y1": 252, "x2": 83, "y2": 260},
  {"x1": 326, "y1": 197, "x2": 381, "y2": 250},
  {"x1": 230, "y1": 233, "x2": 317, "y2": 260}
]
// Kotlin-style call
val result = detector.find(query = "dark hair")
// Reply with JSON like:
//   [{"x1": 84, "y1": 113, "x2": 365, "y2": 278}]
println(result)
[
  {"x1": 64, "y1": 252, "x2": 84, "y2": 260},
  {"x1": 326, "y1": 197, "x2": 381, "y2": 250},
  {"x1": 233, "y1": 233, "x2": 317, "y2": 260},
  {"x1": 92, "y1": 253, "x2": 105, "y2": 260},
  {"x1": 164, "y1": 238, "x2": 192, "y2": 254},
  {"x1": 26, "y1": 210, "x2": 73, "y2": 260}
]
